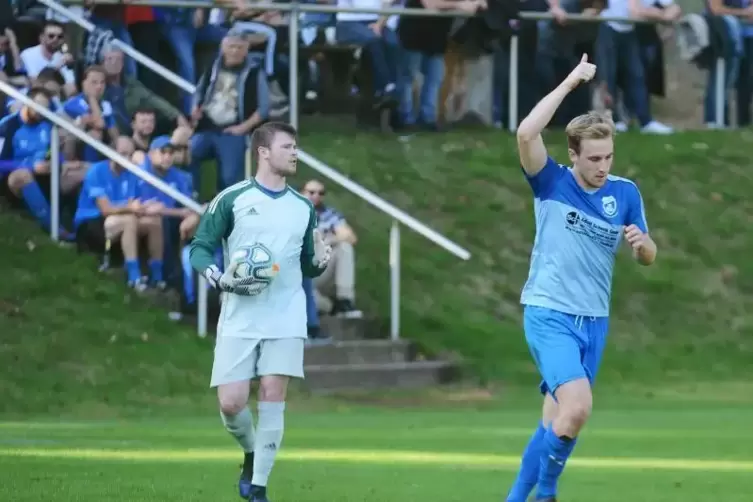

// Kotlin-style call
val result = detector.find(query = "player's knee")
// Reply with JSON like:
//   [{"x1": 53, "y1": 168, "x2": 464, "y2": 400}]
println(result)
[
  {"x1": 560, "y1": 397, "x2": 592, "y2": 429},
  {"x1": 218, "y1": 395, "x2": 247, "y2": 416},
  {"x1": 258, "y1": 377, "x2": 287, "y2": 402},
  {"x1": 7, "y1": 168, "x2": 34, "y2": 193}
]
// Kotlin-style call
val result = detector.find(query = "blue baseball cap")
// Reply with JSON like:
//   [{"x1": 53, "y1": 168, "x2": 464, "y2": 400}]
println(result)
[{"x1": 149, "y1": 135, "x2": 173, "y2": 151}]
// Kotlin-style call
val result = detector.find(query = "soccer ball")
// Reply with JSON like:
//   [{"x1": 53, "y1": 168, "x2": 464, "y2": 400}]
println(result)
[{"x1": 230, "y1": 243, "x2": 280, "y2": 293}]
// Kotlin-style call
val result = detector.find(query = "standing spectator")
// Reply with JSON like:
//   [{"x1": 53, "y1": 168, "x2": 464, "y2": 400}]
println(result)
[
  {"x1": 85, "y1": 0, "x2": 138, "y2": 76},
  {"x1": 706, "y1": 0, "x2": 753, "y2": 127},
  {"x1": 396, "y1": 0, "x2": 481, "y2": 130},
  {"x1": 303, "y1": 179, "x2": 362, "y2": 318},
  {"x1": 0, "y1": 87, "x2": 76, "y2": 238},
  {"x1": 99, "y1": 45, "x2": 188, "y2": 136},
  {"x1": 154, "y1": 6, "x2": 228, "y2": 114},
  {"x1": 596, "y1": 0, "x2": 674, "y2": 133},
  {"x1": 336, "y1": 0, "x2": 400, "y2": 106},
  {"x1": 74, "y1": 136, "x2": 165, "y2": 290},
  {"x1": 19, "y1": 20, "x2": 77, "y2": 97},
  {"x1": 189, "y1": 29, "x2": 270, "y2": 191},
  {"x1": 62, "y1": 66, "x2": 119, "y2": 163},
  {"x1": 0, "y1": 27, "x2": 26, "y2": 88}
]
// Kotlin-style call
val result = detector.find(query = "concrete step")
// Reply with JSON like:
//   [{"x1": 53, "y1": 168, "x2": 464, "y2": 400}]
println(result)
[
  {"x1": 319, "y1": 316, "x2": 386, "y2": 340},
  {"x1": 304, "y1": 339, "x2": 412, "y2": 366},
  {"x1": 302, "y1": 360, "x2": 460, "y2": 392}
]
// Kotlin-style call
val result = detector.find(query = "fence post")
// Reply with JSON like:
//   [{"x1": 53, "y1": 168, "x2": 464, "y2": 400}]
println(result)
[
  {"x1": 508, "y1": 34, "x2": 519, "y2": 133},
  {"x1": 714, "y1": 58, "x2": 725, "y2": 128},
  {"x1": 289, "y1": 1, "x2": 300, "y2": 129},
  {"x1": 50, "y1": 126, "x2": 60, "y2": 242},
  {"x1": 389, "y1": 221, "x2": 401, "y2": 341}
]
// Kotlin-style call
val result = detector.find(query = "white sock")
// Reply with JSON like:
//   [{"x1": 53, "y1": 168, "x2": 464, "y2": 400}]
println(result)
[
  {"x1": 251, "y1": 401, "x2": 285, "y2": 486},
  {"x1": 221, "y1": 407, "x2": 255, "y2": 453}
]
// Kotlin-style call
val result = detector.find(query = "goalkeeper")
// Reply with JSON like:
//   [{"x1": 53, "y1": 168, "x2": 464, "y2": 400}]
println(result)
[{"x1": 189, "y1": 121, "x2": 331, "y2": 502}]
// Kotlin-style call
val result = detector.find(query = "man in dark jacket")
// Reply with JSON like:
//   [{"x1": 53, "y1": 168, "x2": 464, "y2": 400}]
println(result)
[{"x1": 189, "y1": 28, "x2": 270, "y2": 193}]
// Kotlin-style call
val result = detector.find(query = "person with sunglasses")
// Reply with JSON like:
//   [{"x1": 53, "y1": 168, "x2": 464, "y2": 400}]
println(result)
[{"x1": 19, "y1": 20, "x2": 77, "y2": 97}]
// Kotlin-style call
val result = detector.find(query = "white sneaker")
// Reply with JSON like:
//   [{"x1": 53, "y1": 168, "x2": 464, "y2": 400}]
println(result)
[
  {"x1": 640, "y1": 120, "x2": 674, "y2": 135},
  {"x1": 614, "y1": 121, "x2": 628, "y2": 133}
]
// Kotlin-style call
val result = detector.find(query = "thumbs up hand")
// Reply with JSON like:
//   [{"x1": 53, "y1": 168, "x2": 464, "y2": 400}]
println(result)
[{"x1": 564, "y1": 54, "x2": 597, "y2": 90}]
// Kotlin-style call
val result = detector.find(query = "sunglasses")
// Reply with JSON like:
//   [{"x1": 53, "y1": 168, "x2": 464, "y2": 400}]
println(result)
[
  {"x1": 306, "y1": 189, "x2": 325, "y2": 196},
  {"x1": 45, "y1": 32, "x2": 64, "y2": 40}
]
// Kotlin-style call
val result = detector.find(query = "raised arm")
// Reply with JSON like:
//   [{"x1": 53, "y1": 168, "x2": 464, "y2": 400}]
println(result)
[{"x1": 516, "y1": 54, "x2": 596, "y2": 175}]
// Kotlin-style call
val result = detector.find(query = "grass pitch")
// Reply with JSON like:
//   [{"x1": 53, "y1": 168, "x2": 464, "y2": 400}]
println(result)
[{"x1": 2, "y1": 391, "x2": 752, "y2": 501}]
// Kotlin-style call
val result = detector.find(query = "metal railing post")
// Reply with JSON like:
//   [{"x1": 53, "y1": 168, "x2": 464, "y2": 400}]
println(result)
[
  {"x1": 197, "y1": 276, "x2": 208, "y2": 338},
  {"x1": 715, "y1": 58, "x2": 725, "y2": 129},
  {"x1": 508, "y1": 34, "x2": 519, "y2": 133},
  {"x1": 389, "y1": 221, "x2": 401, "y2": 341},
  {"x1": 289, "y1": 1, "x2": 300, "y2": 129},
  {"x1": 50, "y1": 126, "x2": 61, "y2": 242}
]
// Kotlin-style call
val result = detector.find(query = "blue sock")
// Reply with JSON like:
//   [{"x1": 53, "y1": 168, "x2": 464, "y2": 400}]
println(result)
[
  {"x1": 181, "y1": 246, "x2": 195, "y2": 304},
  {"x1": 20, "y1": 182, "x2": 51, "y2": 230},
  {"x1": 536, "y1": 426, "x2": 578, "y2": 500},
  {"x1": 125, "y1": 259, "x2": 141, "y2": 284},
  {"x1": 506, "y1": 422, "x2": 547, "y2": 502},
  {"x1": 149, "y1": 259, "x2": 164, "y2": 283}
]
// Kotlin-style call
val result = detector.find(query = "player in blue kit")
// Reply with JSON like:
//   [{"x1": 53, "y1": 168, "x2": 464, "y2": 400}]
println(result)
[{"x1": 505, "y1": 55, "x2": 658, "y2": 502}]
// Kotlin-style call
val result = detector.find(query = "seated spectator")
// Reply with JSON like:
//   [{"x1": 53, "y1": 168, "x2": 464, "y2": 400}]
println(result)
[
  {"x1": 74, "y1": 136, "x2": 165, "y2": 290},
  {"x1": 190, "y1": 28, "x2": 270, "y2": 191},
  {"x1": 303, "y1": 277, "x2": 329, "y2": 342},
  {"x1": 6, "y1": 67, "x2": 65, "y2": 114},
  {"x1": 131, "y1": 108, "x2": 157, "y2": 152},
  {"x1": 154, "y1": 6, "x2": 228, "y2": 114},
  {"x1": 62, "y1": 65, "x2": 119, "y2": 163},
  {"x1": 19, "y1": 20, "x2": 77, "y2": 97},
  {"x1": 302, "y1": 179, "x2": 362, "y2": 317},
  {"x1": 596, "y1": 0, "x2": 674, "y2": 134},
  {"x1": 0, "y1": 27, "x2": 26, "y2": 89},
  {"x1": 705, "y1": 0, "x2": 753, "y2": 128},
  {"x1": 336, "y1": 0, "x2": 400, "y2": 106},
  {"x1": 100, "y1": 44, "x2": 188, "y2": 135},
  {"x1": 0, "y1": 87, "x2": 77, "y2": 238},
  {"x1": 396, "y1": 0, "x2": 481, "y2": 130},
  {"x1": 85, "y1": 0, "x2": 138, "y2": 76}
]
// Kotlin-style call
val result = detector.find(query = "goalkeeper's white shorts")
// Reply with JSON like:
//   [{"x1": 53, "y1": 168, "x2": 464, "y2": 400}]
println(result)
[{"x1": 210, "y1": 336, "x2": 305, "y2": 387}]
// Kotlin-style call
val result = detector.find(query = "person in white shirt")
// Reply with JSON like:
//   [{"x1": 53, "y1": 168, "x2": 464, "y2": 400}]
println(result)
[
  {"x1": 336, "y1": 0, "x2": 400, "y2": 106},
  {"x1": 596, "y1": 0, "x2": 677, "y2": 134},
  {"x1": 19, "y1": 20, "x2": 77, "y2": 97}
]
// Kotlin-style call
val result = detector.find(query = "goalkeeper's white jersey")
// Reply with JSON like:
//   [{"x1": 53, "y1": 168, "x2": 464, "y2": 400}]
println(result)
[{"x1": 190, "y1": 180, "x2": 320, "y2": 340}]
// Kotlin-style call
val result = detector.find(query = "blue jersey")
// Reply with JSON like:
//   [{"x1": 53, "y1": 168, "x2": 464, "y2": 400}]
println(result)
[
  {"x1": 74, "y1": 160, "x2": 139, "y2": 226},
  {"x1": 520, "y1": 157, "x2": 648, "y2": 318},
  {"x1": 0, "y1": 112, "x2": 52, "y2": 167},
  {"x1": 136, "y1": 158, "x2": 193, "y2": 209},
  {"x1": 63, "y1": 94, "x2": 115, "y2": 162}
]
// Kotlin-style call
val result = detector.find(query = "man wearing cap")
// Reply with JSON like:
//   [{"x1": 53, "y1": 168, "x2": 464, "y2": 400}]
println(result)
[{"x1": 188, "y1": 27, "x2": 271, "y2": 193}]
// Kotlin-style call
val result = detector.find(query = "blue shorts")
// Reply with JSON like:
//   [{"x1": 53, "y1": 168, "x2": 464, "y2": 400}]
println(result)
[{"x1": 523, "y1": 305, "x2": 609, "y2": 396}]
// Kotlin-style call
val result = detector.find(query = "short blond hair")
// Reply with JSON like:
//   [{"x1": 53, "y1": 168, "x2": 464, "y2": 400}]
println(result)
[{"x1": 565, "y1": 111, "x2": 615, "y2": 154}]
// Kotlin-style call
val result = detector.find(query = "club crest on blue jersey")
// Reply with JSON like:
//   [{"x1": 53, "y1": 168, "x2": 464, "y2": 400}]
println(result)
[{"x1": 601, "y1": 195, "x2": 618, "y2": 218}]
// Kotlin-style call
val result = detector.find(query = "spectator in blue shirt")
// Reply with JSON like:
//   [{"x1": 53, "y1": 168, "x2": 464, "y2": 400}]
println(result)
[
  {"x1": 74, "y1": 136, "x2": 165, "y2": 290},
  {"x1": 6, "y1": 68, "x2": 65, "y2": 115},
  {"x1": 62, "y1": 65, "x2": 119, "y2": 163},
  {"x1": 0, "y1": 87, "x2": 75, "y2": 239}
]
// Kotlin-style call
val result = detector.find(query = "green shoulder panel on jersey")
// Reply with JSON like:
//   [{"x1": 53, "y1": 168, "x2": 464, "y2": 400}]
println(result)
[
  {"x1": 289, "y1": 188, "x2": 327, "y2": 278},
  {"x1": 189, "y1": 180, "x2": 254, "y2": 274}
]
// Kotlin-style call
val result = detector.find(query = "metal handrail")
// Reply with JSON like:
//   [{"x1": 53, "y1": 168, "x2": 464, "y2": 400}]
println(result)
[{"x1": 0, "y1": 80, "x2": 211, "y2": 337}]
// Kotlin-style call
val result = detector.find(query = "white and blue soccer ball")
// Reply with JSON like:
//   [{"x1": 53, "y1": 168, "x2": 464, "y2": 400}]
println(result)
[{"x1": 230, "y1": 243, "x2": 280, "y2": 294}]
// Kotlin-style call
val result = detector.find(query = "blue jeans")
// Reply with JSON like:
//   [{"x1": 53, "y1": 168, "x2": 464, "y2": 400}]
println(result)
[
  {"x1": 336, "y1": 22, "x2": 398, "y2": 92},
  {"x1": 90, "y1": 17, "x2": 137, "y2": 76},
  {"x1": 160, "y1": 23, "x2": 228, "y2": 114},
  {"x1": 303, "y1": 278, "x2": 319, "y2": 328},
  {"x1": 397, "y1": 50, "x2": 444, "y2": 125},
  {"x1": 596, "y1": 25, "x2": 652, "y2": 126},
  {"x1": 189, "y1": 131, "x2": 247, "y2": 192},
  {"x1": 705, "y1": 38, "x2": 753, "y2": 126}
]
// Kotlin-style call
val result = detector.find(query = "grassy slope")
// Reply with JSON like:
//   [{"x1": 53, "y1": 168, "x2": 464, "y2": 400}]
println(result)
[
  {"x1": 2, "y1": 122, "x2": 752, "y2": 417},
  {"x1": 297, "y1": 121, "x2": 753, "y2": 384}
]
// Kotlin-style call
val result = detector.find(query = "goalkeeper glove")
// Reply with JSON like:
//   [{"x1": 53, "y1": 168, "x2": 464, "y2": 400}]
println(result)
[
  {"x1": 203, "y1": 262, "x2": 242, "y2": 293},
  {"x1": 312, "y1": 229, "x2": 332, "y2": 269}
]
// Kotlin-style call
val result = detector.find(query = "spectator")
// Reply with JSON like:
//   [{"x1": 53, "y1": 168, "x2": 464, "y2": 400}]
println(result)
[
  {"x1": 6, "y1": 68, "x2": 65, "y2": 114},
  {"x1": 302, "y1": 179, "x2": 362, "y2": 318},
  {"x1": 99, "y1": 45, "x2": 188, "y2": 136},
  {"x1": 596, "y1": 0, "x2": 674, "y2": 133},
  {"x1": 131, "y1": 108, "x2": 157, "y2": 152},
  {"x1": 0, "y1": 27, "x2": 26, "y2": 88},
  {"x1": 85, "y1": 0, "x2": 138, "y2": 76},
  {"x1": 0, "y1": 87, "x2": 76, "y2": 238},
  {"x1": 396, "y1": 0, "x2": 482, "y2": 130},
  {"x1": 19, "y1": 20, "x2": 76, "y2": 97},
  {"x1": 74, "y1": 136, "x2": 165, "y2": 290},
  {"x1": 154, "y1": 6, "x2": 228, "y2": 114},
  {"x1": 189, "y1": 28, "x2": 270, "y2": 191},
  {"x1": 303, "y1": 277, "x2": 329, "y2": 342},
  {"x1": 62, "y1": 65, "x2": 119, "y2": 163},
  {"x1": 336, "y1": 0, "x2": 400, "y2": 106},
  {"x1": 133, "y1": 135, "x2": 195, "y2": 289},
  {"x1": 706, "y1": 0, "x2": 753, "y2": 127}
]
